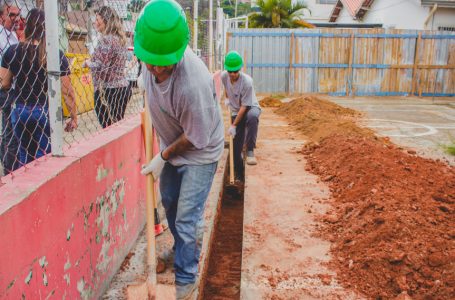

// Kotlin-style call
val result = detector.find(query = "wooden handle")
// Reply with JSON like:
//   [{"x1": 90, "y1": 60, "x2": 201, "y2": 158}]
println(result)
[
  {"x1": 144, "y1": 104, "x2": 157, "y2": 285},
  {"x1": 228, "y1": 107, "x2": 235, "y2": 184}
]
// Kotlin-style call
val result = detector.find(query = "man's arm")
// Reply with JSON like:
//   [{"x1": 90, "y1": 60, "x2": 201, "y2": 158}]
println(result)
[
  {"x1": 232, "y1": 105, "x2": 247, "y2": 126},
  {"x1": 161, "y1": 133, "x2": 193, "y2": 160},
  {"x1": 0, "y1": 67, "x2": 12, "y2": 90}
]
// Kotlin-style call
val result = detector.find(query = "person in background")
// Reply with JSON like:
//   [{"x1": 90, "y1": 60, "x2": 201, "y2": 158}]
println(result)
[
  {"x1": 86, "y1": 6, "x2": 131, "y2": 128},
  {"x1": 0, "y1": 0, "x2": 20, "y2": 174},
  {"x1": 0, "y1": 8, "x2": 77, "y2": 167},
  {"x1": 221, "y1": 50, "x2": 261, "y2": 180},
  {"x1": 135, "y1": 0, "x2": 224, "y2": 298}
]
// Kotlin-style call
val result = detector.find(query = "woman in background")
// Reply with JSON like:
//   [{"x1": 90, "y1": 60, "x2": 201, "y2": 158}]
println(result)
[
  {"x1": 86, "y1": 6, "x2": 131, "y2": 128},
  {"x1": 0, "y1": 8, "x2": 77, "y2": 167}
]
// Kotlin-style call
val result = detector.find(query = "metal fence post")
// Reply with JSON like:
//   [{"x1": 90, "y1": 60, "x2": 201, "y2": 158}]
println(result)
[{"x1": 44, "y1": 0, "x2": 64, "y2": 156}]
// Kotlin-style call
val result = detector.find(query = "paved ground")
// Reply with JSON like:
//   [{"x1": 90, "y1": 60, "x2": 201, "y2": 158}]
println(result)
[
  {"x1": 240, "y1": 107, "x2": 362, "y2": 299},
  {"x1": 326, "y1": 96, "x2": 455, "y2": 165}
]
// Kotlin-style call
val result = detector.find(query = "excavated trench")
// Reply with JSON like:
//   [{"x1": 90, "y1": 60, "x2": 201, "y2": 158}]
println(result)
[{"x1": 201, "y1": 172, "x2": 245, "y2": 299}]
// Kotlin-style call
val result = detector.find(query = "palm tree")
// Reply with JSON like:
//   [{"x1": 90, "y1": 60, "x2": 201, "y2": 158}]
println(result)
[{"x1": 249, "y1": 0, "x2": 314, "y2": 28}]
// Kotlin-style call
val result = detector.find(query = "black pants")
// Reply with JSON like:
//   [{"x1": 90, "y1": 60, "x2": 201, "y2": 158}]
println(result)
[
  {"x1": 95, "y1": 86, "x2": 132, "y2": 128},
  {"x1": 231, "y1": 106, "x2": 261, "y2": 180}
]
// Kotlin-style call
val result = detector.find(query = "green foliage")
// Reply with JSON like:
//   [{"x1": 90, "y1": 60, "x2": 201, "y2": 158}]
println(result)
[
  {"x1": 249, "y1": 0, "x2": 312, "y2": 28},
  {"x1": 221, "y1": 0, "x2": 253, "y2": 18},
  {"x1": 128, "y1": 0, "x2": 147, "y2": 13}
]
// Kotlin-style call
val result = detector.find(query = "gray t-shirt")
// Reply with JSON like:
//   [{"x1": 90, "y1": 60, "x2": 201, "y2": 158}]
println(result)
[
  {"x1": 221, "y1": 71, "x2": 260, "y2": 115},
  {"x1": 144, "y1": 47, "x2": 224, "y2": 166}
]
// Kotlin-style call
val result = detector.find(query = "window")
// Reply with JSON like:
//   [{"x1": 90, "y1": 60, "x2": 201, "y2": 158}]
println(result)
[
  {"x1": 438, "y1": 26, "x2": 455, "y2": 32},
  {"x1": 317, "y1": 0, "x2": 338, "y2": 4}
]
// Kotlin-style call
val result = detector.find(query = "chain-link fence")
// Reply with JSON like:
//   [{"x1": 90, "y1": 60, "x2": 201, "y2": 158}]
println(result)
[{"x1": 0, "y1": 0, "x2": 224, "y2": 178}]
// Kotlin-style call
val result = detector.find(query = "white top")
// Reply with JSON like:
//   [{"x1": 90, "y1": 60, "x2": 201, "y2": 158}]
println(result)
[
  {"x1": 144, "y1": 47, "x2": 224, "y2": 166},
  {"x1": 0, "y1": 25, "x2": 18, "y2": 63},
  {"x1": 221, "y1": 71, "x2": 260, "y2": 115}
]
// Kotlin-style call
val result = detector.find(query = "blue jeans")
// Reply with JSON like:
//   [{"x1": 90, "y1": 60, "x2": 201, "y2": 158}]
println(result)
[
  {"x1": 160, "y1": 162, "x2": 218, "y2": 285},
  {"x1": 11, "y1": 103, "x2": 51, "y2": 166}
]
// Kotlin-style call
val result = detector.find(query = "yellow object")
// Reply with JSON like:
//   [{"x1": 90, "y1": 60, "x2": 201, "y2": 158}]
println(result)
[{"x1": 62, "y1": 53, "x2": 94, "y2": 117}]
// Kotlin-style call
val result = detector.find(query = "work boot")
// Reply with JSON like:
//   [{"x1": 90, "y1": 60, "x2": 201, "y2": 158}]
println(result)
[
  {"x1": 246, "y1": 151, "x2": 257, "y2": 165},
  {"x1": 176, "y1": 280, "x2": 198, "y2": 300}
]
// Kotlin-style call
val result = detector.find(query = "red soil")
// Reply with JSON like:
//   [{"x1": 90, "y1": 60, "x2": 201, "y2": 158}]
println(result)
[{"x1": 277, "y1": 96, "x2": 455, "y2": 299}]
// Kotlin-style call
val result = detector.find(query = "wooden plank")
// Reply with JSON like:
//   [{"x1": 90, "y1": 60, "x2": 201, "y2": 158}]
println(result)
[
  {"x1": 346, "y1": 33, "x2": 354, "y2": 96},
  {"x1": 225, "y1": 32, "x2": 232, "y2": 54},
  {"x1": 411, "y1": 32, "x2": 421, "y2": 95},
  {"x1": 289, "y1": 32, "x2": 294, "y2": 94},
  {"x1": 294, "y1": 36, "x2": 299, "y2": 93}
]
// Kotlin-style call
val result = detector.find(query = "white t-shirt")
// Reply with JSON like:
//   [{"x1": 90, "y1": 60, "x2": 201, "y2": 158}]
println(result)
[
  {"x1": 0, "y1": 25, "x2": 18, "y2": 63},
  {"x1": 144, "y1": 47, "x2": 224, "y2": 166},
  {"x1": 221, "y1": 71, "x2": 260, "y2": 115}
]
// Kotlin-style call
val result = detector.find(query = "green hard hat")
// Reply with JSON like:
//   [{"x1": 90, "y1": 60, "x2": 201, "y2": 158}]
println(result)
[
  {"x1": 224, "y1": 51, "x2": 243, "y2": 71},
  {"x1": 134, "y1": 0, "x2": 189, "y2": 66}
]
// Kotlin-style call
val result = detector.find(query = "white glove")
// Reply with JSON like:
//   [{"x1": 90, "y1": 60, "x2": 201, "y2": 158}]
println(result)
[
  {"x1": 141, "y1": 152, "x2": 166, "y2": 180},
  {"x1": 224, "y1": 99, "x2": 230, "y2": 107},
  {"x1": 228, "y1": 125, "x2": 236, "y2": 137}
]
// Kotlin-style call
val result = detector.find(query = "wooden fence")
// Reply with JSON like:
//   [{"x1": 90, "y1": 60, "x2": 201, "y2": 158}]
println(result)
[{"x1": 226, "y1": 28, "x2": 455, "y2": 96}]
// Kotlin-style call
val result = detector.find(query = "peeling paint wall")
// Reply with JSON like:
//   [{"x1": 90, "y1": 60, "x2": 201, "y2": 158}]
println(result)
[{"x1": 0, "y1": 116, "x2": 146, "y2": 299}]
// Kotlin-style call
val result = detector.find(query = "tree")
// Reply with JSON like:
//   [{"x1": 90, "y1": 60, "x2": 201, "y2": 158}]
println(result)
[
  {"x1": 221, "y1": 0, "x2": 252, "y2": 18},
  {"x1": 248, "y1": 0, "x2": 314, "y2": 28},
  {"x1": 128, "y1": 0, "x2": 147, "y2": 13}
]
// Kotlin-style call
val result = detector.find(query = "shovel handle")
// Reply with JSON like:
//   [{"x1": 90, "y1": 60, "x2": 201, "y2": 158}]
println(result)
[
  {"x1": 228, "y1": 107, "x2": 235, "y2": 184},
  {"x1": 144, "y1": 101, "x2": 157, "y2": 286}
]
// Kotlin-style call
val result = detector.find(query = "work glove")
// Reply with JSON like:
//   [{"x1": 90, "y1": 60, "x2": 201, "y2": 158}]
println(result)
[
  {"x1": 141, "y1": 152, "x2": 166, "y2": 180},
  {"x1": 228, "y1": 125, "x2": 236, "y2": 138},
  {"x1": 224, "y1": 99, "x2": 230, "y2": 107}
]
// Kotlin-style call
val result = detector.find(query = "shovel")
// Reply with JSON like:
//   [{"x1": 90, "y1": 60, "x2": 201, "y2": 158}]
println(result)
[
  {"x1": 228, "y1": 107, "x2": 235, "y2": 185},
  {"x1": 224, "y1": 106, "x2": 243, "y2": 197},
  {"x1": 126, "y1": 101, "x2": 174, "y2": 299}
]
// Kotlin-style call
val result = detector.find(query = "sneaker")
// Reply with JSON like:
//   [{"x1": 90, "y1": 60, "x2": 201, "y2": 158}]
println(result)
[
  {"x1": 246, "y1": 153, "x2": 257, "y2": 165},
  {"x1": 176, "y1": 281, "x2": 198, "y2": 300}
]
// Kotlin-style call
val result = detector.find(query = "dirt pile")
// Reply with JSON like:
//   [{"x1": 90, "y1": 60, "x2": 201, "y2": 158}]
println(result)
[
  {"x1": 278, "y1": 97, "x2": 455, "y2": 299},
  {"x1": 276, "y1": 96, "x2": 373, "y2": 142},
  {"x1": 259, "y1": 96, "x2": 283, "y2": 108}
]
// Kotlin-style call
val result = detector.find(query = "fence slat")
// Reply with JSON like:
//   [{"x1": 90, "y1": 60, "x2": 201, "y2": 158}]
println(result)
[{"x1": 226, "y1": 28, "x2": 455, "y2": 97}]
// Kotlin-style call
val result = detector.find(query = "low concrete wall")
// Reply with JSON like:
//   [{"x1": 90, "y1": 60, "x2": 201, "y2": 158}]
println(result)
[{"x1": 0, "y1": 116, "x2": 146, "y2": 299}]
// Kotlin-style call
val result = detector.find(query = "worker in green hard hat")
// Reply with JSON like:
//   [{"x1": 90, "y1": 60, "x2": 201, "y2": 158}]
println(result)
[
  {"x1": 136, "y1": 0, "x2": 224, "y2": 298},
  {"x1": 222, "y1": 50, "x2": 261, "y2": 180}
]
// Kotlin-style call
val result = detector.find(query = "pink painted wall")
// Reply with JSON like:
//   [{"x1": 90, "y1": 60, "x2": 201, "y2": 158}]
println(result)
[{"x1": 0, "y1": 116, "x2": 146, "y2": 299}]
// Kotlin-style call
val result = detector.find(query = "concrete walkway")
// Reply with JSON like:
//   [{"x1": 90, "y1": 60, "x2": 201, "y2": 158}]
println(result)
[
  {"x1": 328, "y1": 96, "x2": 455, "y2": 165},
  {"x1": 240, "y1": 107, "x2": 361, "y2": 299}
]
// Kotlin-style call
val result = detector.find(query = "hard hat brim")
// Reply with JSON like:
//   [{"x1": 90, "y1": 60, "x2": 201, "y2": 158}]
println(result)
[
  {"x1": 224, "y1": 63, "x2": 243, "y2": 72},
  {"x1": 134, "y1": 39, "x2": 187, "y2": 67}
]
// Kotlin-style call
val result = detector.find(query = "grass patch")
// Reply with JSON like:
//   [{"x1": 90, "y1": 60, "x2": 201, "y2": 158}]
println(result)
[{"x1": 444, "y1": 143, "x2": 455, "y2": 156}]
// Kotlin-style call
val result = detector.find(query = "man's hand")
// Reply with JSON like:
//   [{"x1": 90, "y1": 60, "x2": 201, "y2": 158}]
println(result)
[
  {"x1": 228, "y1": 125, "x2": 236, "y2": 137},
  {"x1": 141, "y1": 152, "x2": 166, "y2": 180}
]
